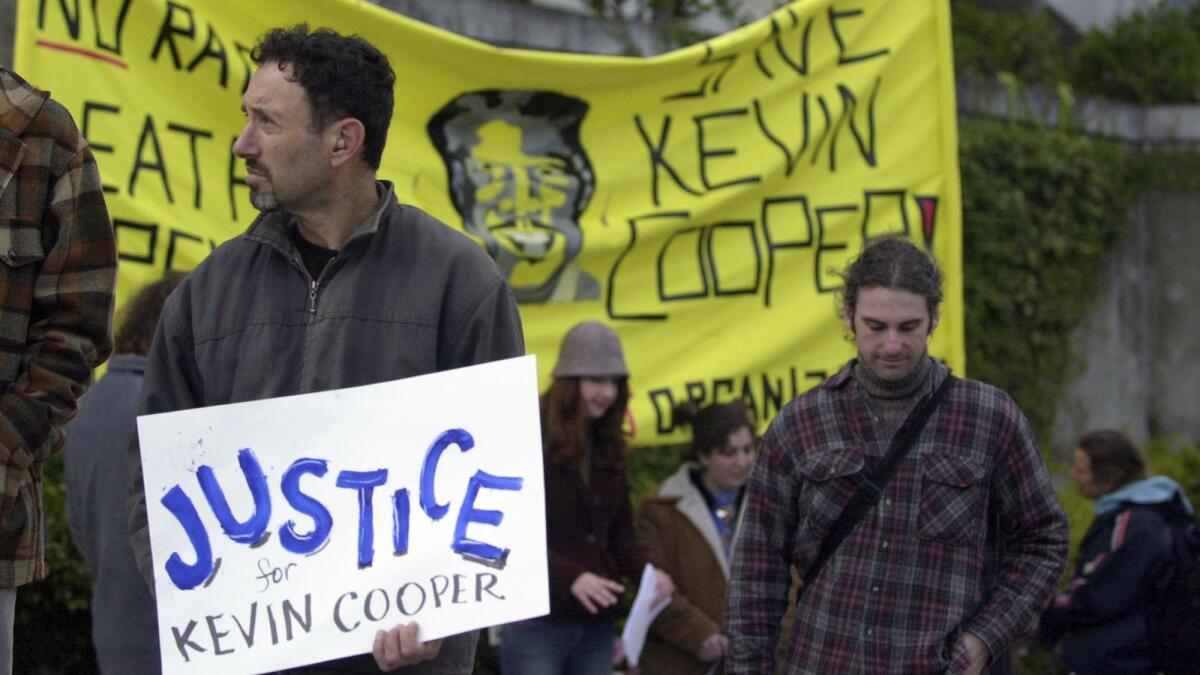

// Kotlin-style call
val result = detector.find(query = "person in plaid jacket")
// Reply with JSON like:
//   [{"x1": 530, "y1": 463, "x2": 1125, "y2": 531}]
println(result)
[
  {"x1": 0, "y1": 68, "x2": 117, "y2": 674},
  {"x1": 725, "y1": 237, "x2": 1067, "y2": 675}
]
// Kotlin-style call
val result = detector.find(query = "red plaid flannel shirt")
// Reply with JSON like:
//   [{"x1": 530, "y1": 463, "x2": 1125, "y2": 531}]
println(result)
[{"x1": 726, "y1": 359, "x2": 1067, "y2": 674}]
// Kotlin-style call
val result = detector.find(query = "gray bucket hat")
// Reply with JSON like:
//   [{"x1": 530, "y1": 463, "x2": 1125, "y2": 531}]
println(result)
[{"x1": 552, "y1": 320, "x2": 629, "y2": 378}]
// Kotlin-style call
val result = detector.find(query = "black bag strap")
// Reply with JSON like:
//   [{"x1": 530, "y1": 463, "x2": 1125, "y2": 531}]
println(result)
[{"x1": 798, "y1": 373, "x2": 957, "y2": 601}]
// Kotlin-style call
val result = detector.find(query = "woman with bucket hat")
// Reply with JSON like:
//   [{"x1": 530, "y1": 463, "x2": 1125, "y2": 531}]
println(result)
[{"x1": 500, "y1": 321, "x2": 673, "y2": 674}]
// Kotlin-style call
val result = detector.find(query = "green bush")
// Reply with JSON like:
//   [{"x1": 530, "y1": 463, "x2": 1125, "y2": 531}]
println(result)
[
  {"x1": 1142, "y1": 436, "x2": 1200, "y2": 508},
  {"x1": 1070, "y1": 4, "x2": 1200, "y2": 104},
  {"x1": 628, "y1": 443, "x2": 688, "y2": 504},
  {"x1": 952, "y1": 3, "x2": 1068, "y2": 88},
  {"x1": 15, "y1": 454, "x2": 97, "y2": 674},
  {"x1": 959, "y1": 117, "x2": 1130, "y2": 440}
]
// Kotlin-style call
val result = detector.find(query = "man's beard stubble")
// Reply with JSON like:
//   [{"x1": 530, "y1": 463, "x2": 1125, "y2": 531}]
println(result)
[{"x1": 250, "y1": 189, "x2": 279, "y2": 212}]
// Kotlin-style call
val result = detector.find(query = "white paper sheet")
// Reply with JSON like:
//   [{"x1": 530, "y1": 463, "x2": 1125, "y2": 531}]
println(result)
[{"x1": 620, "y1": 562, "x2": 670, "y2": 667}]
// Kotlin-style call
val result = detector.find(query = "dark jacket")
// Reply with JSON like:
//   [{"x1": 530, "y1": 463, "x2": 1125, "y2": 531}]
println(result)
[
  {"x1": 544, "y1": 435, "x2": 646, "y2": 623},
  {"x1": 129, "y1": 184, "x2": 524, "y2": 673},
  {"x1": 1039, "y1": 477, "x2": 1192, "y2": 675},
  {"x1": 0, "y1": 68, "x2": 116, "y2": 586},
  {"x1": 635, "y1": 464, "x2": 731, "y2": 675},
  {"x1": 64, "y1": 355, "x2": 160, "y2": 674}
]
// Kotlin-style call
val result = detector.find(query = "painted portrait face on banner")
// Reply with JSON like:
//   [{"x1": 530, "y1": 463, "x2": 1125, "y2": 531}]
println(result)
[{"x1": 429, "y1": 90, "x2": 599, "y2": 304}]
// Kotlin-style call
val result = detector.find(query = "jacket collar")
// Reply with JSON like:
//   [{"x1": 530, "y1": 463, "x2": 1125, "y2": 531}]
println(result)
[
  {"x1": 0, "y1": 69, "x2": 47, "y2": 197},
  {"x1": 107, "y1": 354, "x2": 148, "y2": 375},
  {"x1": 0, "y1": 69, "x2": 47, "y2": 138},
  {"x1": 653, "y1": 463, "x2": 730, "y2": 579},
  {"x1": 1095, "y1": 475, "x2": 1195, "y2": 517},
  {"x1": 823, "y1": 356, "x2": 950, "y2": 391},
  {"x1": 823, "y1": 360, "x2": 857, "y2": 390},
  {"x1": 243, "y1": 180, "x2": 396, "y2": 259}
]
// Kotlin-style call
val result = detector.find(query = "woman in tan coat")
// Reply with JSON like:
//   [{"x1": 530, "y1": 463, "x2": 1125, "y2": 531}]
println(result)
[{"x1": 635, "y1": 402, "x2": 756, "y2": 674}]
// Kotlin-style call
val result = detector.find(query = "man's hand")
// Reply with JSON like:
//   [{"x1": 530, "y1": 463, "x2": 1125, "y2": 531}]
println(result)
[
  {"x1": 951, "y1": 631, "x2": 990, "y2": 675},
  {"x1": 372, "y1": 623, "x2": 443, "y2": 671},
  {"x1": 570, "y1": 572, "x2": 625, "y2": 614},
  {"x1": 697, "y1": 633, "x2": 728, "y2": 662},
  {"x1": 651, "y1": 569, "x2": 675, "y2": 610}
]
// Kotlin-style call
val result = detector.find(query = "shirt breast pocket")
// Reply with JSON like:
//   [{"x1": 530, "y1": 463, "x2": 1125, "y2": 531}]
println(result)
[
  {"x1": 0, "y1": 224, "x2": 45, "y2": 385},
  {"x1": 796, "y1": 446, "x2": 864, "y2": 538},
  {"x1": 919, "y1": 454, "x2": 986, "y2": 547}
]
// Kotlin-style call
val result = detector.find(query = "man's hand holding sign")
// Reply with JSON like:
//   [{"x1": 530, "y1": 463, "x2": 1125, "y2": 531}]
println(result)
[{"x1": 137, "y1": 356, "x2": 545, "y2": 673}]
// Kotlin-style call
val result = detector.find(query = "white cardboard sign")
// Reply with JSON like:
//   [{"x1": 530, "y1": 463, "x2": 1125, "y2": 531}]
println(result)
[{"x1": 137, "y1": 356, "x2": 547, "y2": 674}]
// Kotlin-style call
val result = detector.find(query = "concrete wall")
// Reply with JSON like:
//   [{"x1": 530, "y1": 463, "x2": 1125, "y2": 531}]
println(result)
[
  {"x1": 1039, "y1": 0, "x2": 1158, "y2": 32},
  {"x1": 372, "y1": 0, "x2": 680, "y2": 54},
  {"x1": 957, "y1": 77, "x2": 1200, "y2": 449},
  {"x1": 1146, "y1": 192, "x2": 1200, "y2": 438},
  {"x1": 1036, "y1": 0, "x2": 1198, "y2": 33},
  {"x1": 1050, "y1": 197, "x2": 1155, "y2": 446},
  {"x1": 1051, "y1": 191, "x2": 1200, "y2": 449}
]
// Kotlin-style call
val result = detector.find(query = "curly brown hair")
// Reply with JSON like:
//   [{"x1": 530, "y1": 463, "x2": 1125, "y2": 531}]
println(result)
[
  {"x1": 837, "y1": 236, "x2": 943, "y2": 320},
  {"x1": 673, "y1": 400, "x2": 755, "y2": 462},
  {"x1": 252, "y1": 24, "x2": 395, "y2": 169},
  {"x1": 114, "y1": 273, "x2": 186, "y2": 356},
  {"x1": 1077, "y1": 429, "x2": 1146, "y2": 490}
]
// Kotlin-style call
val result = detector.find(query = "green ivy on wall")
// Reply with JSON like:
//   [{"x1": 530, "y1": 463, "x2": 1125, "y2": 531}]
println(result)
[
  {"x1": 951, "y1": 3, "x2": 1068, "y2": 89},
  {"x1": 1071, "y1": 3, "x2": 1200, "y2": 105},
  {"x1": 959, "y1": 117, "x2": 1131, "y2": 441}
]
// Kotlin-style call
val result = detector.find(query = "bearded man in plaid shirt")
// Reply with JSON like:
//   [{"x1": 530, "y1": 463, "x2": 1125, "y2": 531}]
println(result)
[
  {"x1": 726, "y1": 237, "x2": 1067, "y2": 675},
  {"x1": 0, "y1": 68, "x2": 116, "y2": 674}
]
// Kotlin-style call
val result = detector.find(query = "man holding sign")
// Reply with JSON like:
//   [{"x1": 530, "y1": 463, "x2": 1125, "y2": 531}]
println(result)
[{"x1": 128, "y1": 25, "x2": 524, "y2": 673}]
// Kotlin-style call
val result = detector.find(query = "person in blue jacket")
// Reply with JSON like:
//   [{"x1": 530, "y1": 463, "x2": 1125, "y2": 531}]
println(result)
[
  {"x1": 65, "y1": 274, "x2": 183, "y2": 674},
  {"x1": 1038, "y1": 429, "x2": 1195, "y2": 675}
]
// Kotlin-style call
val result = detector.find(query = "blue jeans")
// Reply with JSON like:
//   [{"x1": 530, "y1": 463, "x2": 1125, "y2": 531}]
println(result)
[{"x1": 500, "y1": 616, "x2": 613, "y2": 675}]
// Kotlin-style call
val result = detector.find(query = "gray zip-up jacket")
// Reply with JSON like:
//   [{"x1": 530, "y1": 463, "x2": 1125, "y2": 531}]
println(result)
[{"x1": 128, "y1": 182, "x2": 524, "y2": 673}]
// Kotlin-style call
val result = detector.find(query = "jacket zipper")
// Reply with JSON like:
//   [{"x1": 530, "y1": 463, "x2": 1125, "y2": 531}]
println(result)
[{"x1": 309, "y1": 279, "x2": 318, "y2": 314}]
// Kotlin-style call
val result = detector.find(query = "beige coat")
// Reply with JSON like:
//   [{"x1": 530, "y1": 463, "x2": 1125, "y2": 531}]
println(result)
[{"x1": 635, "y1": 464, "x2": 731, "y2": 675}]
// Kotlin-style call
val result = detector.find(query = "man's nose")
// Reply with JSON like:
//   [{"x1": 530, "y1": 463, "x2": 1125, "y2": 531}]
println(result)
[{"x1": 232, "y1": 125, "x2": 256, "y2": 158}]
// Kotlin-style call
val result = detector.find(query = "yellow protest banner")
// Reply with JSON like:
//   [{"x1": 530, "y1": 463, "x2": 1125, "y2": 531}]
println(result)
[{"x1": 16, "y1": 0, "x2": 962, "y2": 444}]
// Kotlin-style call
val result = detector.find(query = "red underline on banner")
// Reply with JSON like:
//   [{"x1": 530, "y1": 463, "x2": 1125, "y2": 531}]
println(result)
[{"x1": 35, "y1": 40, "x2": 128, "y2": 69}]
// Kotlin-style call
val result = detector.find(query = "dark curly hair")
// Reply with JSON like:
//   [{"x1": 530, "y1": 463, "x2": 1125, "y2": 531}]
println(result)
[
  {"x1": 1077, "y1": 429, "x2": 1146, "y2": 490},
  {"x1": 251, "y1": 24, "x2": 395, "y2": 169},
  {"x1": 115, "y1": 273, "x2": 186, "y2": 356},
  {"x1": 673, "y1": 401, "x2": 756, "y2": 462},
  {"x1": 838, "y1": 236, "x2": 943, "y2": 321}
]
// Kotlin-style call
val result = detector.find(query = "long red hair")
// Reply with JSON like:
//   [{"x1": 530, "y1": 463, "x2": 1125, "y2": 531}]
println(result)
[{"x1": 541, "y1": 376, "x2": 630, "y2": 469}]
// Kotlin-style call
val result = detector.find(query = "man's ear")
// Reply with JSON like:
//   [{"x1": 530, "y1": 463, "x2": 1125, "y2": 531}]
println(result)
[
  {"x1": 330, "y1": 118, "x2": 366, "y2": 167},
  {"x1": 930, "y1": 304, "x2": 941, "y2": 333},
  {"x1": 843, "y1": 308, "x2": 855, "y2": 334}
]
